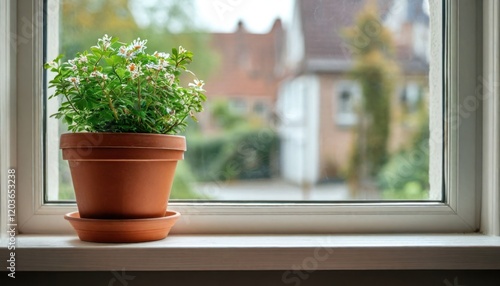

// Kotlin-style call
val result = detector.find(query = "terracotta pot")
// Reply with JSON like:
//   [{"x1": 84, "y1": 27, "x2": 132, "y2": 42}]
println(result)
[{"x1": 60, "y1": 133, "x2": 186, "y2": 219}]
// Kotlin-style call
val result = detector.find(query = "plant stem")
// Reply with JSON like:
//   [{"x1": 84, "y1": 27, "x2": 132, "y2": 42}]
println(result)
[
  {"x1": 108, "y1": 96, "x2": 119, "y2": 121},
  {"x1": 137, "y1": 78, "x2": 142, "y2": 122},
  {"x1": 101, "y1": 83, "x2": 118, "y2": 120},
  {"x1": 152, "y1": 70, "x2": 159, "y2": 97},
  {"x1": 93, "y1": 54, "x2": 104, "y2": 70},
  {"x1": 137, "y1": 79, "x2": 142, "y2": 107},
  {"x1": 175, "y1": 56, "x2": 186, "y2": 69},
  {"x1": 165, "y1": 111, "x2": 189, "y2": 134},
  {"x1": 112, "y1": 66, "x2": 122, "y2": 83},
  {"x1": 63, "y1": 94, "x2": 80, "y2": 115}
]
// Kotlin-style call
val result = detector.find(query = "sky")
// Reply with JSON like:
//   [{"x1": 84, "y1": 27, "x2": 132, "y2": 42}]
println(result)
[
  {"x1": 130, "y1": 0, "x2": 295, "y2": 34},
  {"x1": 193, "y1": 0, "x2": 294, "y2": 33}
]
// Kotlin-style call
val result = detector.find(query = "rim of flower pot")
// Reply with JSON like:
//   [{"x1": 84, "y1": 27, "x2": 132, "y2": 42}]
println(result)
[{"x1": 59, "y1": 132, "x2": 186, "y2": 151}]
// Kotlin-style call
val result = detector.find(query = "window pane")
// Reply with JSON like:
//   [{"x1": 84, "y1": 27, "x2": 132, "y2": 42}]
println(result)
[{"x1": 45, "y1": 0, "x2": 439, "y2": 202}]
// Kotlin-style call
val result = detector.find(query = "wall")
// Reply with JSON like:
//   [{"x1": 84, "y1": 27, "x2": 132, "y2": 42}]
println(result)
[{"x1": 1, "y1": 270, "x2": 499, "y2": 286}]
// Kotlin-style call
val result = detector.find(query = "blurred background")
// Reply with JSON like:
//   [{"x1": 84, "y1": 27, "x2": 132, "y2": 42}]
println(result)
[{"x1": 49, "y1": 0, "x2": 432, "y2": 201}]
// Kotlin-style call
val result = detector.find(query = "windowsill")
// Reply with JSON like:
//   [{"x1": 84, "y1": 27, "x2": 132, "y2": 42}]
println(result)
[{"x1": 8, "y1": 234, "x2": 500, "y2": 271}]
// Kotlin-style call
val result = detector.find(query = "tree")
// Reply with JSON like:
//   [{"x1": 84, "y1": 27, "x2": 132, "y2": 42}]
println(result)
[
  {"x1": 60, "y1": 0, "x2": 218, "y2": 79},
  {"x1": 377, "y1": 100, "x2": 430, "y2": 200},
  {"x1": 61, "y1": 0, "x2": 140, "y2": 60},
  {"x1": 342, "y1": 0, "x2": 399, "y2": 197}
]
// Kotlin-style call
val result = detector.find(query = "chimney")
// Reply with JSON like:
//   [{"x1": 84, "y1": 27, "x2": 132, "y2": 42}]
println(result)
[{"x1": 236, "y1": 20, "x2": 246, "y2": 33}]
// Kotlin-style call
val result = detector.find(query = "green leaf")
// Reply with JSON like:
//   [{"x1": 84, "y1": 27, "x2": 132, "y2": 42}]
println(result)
[
  {"x1": 90, "y1": 47, "x2": 102, "y2": 56},
  {"x1": 190, "y1": 114, "x2": 198, "y2": 122},
  {"x1": 64, "y1": 115, "x2": 73, "y2": 124}
]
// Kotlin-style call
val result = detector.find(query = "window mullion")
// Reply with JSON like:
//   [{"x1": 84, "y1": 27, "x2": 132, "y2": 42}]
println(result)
[{"x1": 481, "y1": 0, "x2": 500, "y2": 236}]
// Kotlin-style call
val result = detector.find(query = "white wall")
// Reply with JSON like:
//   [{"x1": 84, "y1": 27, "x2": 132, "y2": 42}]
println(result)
[
  {"x1": 277, "y1": 75, "x2": 320, "y2": 185},
  {"x1": 283, "y1": 0, "x2": 305, "y2": 72}
]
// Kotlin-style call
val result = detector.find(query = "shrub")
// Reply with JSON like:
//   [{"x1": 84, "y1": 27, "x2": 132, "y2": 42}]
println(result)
[{"x1": 185, "y1": 128, "x2": 279, "y2": 181}]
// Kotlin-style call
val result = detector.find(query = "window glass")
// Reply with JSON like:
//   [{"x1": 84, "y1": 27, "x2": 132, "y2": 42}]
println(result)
[{"x1": 46, "y1": 0, "x2": 436, "y2": 202}]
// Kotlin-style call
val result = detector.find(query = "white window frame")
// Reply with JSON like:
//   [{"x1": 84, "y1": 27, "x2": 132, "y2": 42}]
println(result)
[
  {"x1": 0, "y1": 0, "x2": 17, "y2": 239},
  {"x1": 5, "y1": 0, "x2": 498, "y2": 236}
]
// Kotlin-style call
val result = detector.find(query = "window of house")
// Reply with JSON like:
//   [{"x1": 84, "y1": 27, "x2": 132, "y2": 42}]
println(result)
[
  {"x1": 335, "y1": 81, "x2": 361, "y2": 127},
  {"x1": 400, "y1": 82, "x2": 423, "y2": 113},
  {"x1": 228, "y1": 98, "x2": 248, "y2": 115},
  {"x1": 253, "y1": 101, "x2": 268, "y2": 116},
  {"x1": 12, "y1": 0, "x2": 490, "y2": 234}
]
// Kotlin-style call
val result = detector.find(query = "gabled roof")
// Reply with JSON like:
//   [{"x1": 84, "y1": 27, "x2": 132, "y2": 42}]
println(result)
[
  {"x1": 296, "y1": 0, "x2": 428, "y2": 73},
  {"x1": 204, "y1": 20, "x2": 284, "y2": 98}
]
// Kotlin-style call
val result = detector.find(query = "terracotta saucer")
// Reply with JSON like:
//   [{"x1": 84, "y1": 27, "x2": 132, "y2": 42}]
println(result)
[{"x1": 64, "y1": 210, "x2": 180, "y2": 243}]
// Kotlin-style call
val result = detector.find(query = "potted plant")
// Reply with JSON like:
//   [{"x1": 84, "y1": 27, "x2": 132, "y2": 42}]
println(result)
[{"x1": 45, "y1": 35, "x2": 206, "y2": 242}]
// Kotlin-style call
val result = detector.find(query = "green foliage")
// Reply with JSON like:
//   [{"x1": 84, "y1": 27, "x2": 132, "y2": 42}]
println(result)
[
  {"x1": 210, "y1": 99, "x2": 246, "y2": 129},
  {"x1": 185, "y1": 128, "x2": 279, "y2": 182},
  {"x1": 382, "y1": 181, "x2": 428, "y2": 200},
  {"x1": 343, "y1": 2, "x2": 399, "y2": 187},
  {"x1": 378, "y1": 153, "x2": 429, "y2": 200},
  {"x1": 45, "y1": 35, "x2": 206, "y2": 134},
  {"x1": 59, "y1": 182, "x2": 76, "y2": 201},
  {"x1": 378, "y1": 102, "x2": 430, "y2": 200},
  {"x1": 170, "y1": 161, "x2": 210, "y2": 199},
  {"x1": 60, "y1": 0, "x2": 140, "y2": 61},
  {"x1": 60, "y1": 0, "x2": 219, "y2": 83}
]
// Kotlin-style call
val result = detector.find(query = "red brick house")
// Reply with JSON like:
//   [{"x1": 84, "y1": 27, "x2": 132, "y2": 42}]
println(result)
[
  {"x1": 277, "y1": 0, "x2": 430, "y2": 185},
  {"x1": 202, "y1": 20, "x2": 284, "y2": 130}
]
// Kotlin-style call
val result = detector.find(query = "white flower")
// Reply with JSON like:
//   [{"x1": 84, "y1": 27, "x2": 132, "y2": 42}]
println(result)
[
  {"x1": 188, "y1": 79, "x2": 205, "y2": 90},
  {"x1": 78, "y1": 55, "x2": 88, "y2": 63},
  {"x1": 153, "y1": 51, "x2": 170, "y2": 59},
  {"x1": 47, "y1": 61, "x2": 57, "y2": 69},
  {"x1": 145, "y1": 62, "x2": 162, "y2": 71},
  {"x1": 118, "y1": 45, "x2": 127, "y2": 56},
  {"x1": 90, "y1": 71, "x2": 108, "y2": 80},
  {"x1": 159, "y1": 59, "x2": 169, "y2": 67},
  {"x1": 178, "y1": 46, "x2": 187, "y2": 54},
  {"x1": 98, "y1": 34, "x2": 112, "y2": 50},
  {"x1": 67, "y1": 59, "x2": 78, "y2": 71},
  {"x1": 130, "y1": 38, "x2": 147, "y2": 53},
  {"x1": 81, "y1": 66, "x2": 88, "y2": 72},
  {"x1": 90, "y1": 71, "x2": 100, "y2": 78},
  {"x1": 99, "y1": 34, "x2": 112, "y2": 43},
  {"x1": 65, "y1": 76, "x2": 80, "y2": 87},
  {"x1": 117, "y1": 45, "x2": 135, "y2": 59},
  {"x1": 131, "y1": 70, "x2": 143, "y2": 79},
  {"x1": 127, "y1": 63, "x2": 138, "y2": 72},
  {"x1": 127, "y1": 63, "x2": 143, "y2": 79},
  {"x1": 165, "y1": 73, "x2": 175, "y2": 85}
]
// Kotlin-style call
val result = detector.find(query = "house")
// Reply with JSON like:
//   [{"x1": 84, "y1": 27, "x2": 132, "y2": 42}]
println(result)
[
  {"x1": 202, "y1": 20, "x2": 284, "y2": 131},
  {"x1": 277, "y1": 0, "x2": 430, "y2": 186}
]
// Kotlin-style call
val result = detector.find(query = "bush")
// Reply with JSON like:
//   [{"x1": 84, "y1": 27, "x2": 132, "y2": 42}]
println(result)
[
  {"x1": 377, "y1": 107, "x2": 430, "y2": 200},
  {"x1": 377, "y1": 149, "x2": 429, "y2": 200},
  {"x1": 170, "y1": 161, "x2": 210, "y2": 199},
  {"x1": 185, "y1": 128, "x2": 279, "y2": 182}
]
